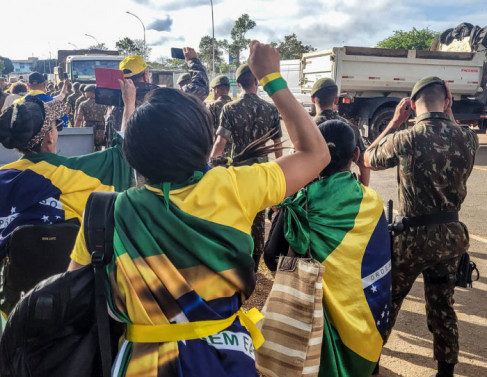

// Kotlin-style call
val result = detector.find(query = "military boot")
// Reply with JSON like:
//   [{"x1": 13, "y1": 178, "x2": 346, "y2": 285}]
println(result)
[{"x1": 430, "y1": 360, "x2": 455, "y2": 377}]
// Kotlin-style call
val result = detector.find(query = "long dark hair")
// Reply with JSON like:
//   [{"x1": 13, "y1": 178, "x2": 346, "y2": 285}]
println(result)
[{"x1": 318, "y1": 120, "x2": 356, "y2": 177}]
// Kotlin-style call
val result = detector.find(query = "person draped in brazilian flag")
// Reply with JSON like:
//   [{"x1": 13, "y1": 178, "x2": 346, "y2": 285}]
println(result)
[
  {"x1": 0, "y1": 96, "x2": 133, "y2": 316},
  {"x1": 265, "y1": 120, "x2": 391, "y2": 377},
  {"x1": 68, "y1": 41, "x2": 331, "y2": 377}
]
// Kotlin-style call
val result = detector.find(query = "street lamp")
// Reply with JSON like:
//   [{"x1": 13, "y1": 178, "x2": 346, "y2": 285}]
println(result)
[
  {"x1": 68, "y1": 42, "x2": 79, "y2": 49},
  {"x1": 126, "y1": 11, "x2": 146, "y2": 59},
  {"x1": 85, "y1": 34, "x2": 100, "y2": 45},
  {"x1": 210, "y1": 0, "x2": 215, "y2": 76}
]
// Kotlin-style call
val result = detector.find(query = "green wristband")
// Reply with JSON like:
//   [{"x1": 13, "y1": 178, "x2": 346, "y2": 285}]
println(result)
[{"x1": 263, "y1": 77, "x2": 287, "y2": 96}]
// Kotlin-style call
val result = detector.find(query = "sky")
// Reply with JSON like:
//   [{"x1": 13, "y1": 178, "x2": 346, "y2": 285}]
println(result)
[{"x1": 1, "y1": 0, "x2": 487, "y2": 62}]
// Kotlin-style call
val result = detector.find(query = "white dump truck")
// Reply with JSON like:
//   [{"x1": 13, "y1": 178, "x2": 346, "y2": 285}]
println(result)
[{"x1": 300, "y1": 46, "x2": 487, "y2": 139}]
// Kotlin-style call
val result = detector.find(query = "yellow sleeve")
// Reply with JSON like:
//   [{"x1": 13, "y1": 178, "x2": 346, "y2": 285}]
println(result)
[
  {"x1": 70, "y1": 222, "x2": 92, "y2": 266},
  {"x1": 231, "y1": 161, "x2": 286, "y2": 219}
]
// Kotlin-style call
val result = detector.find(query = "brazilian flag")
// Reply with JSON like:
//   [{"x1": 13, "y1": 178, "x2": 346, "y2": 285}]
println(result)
[{"x1": 281, "y1": 172, "x2": 391, "y2": 377}]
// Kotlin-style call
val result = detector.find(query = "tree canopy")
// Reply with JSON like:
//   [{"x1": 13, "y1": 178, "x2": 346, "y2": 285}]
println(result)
[
  {"x1": 271, "y1": 33, "x2": 315, "y2": 59},
  {"x1": 376, "y1": 27, "x2": 439, "y2": 50},
  {"x1": 88, "y1": 43, "x2": 108, "y2": 51},
  {"x1": 116, "y1": 37, "x2": 151, "y2": 58},
  {"x1": 198, "y1": 36, "x2": 224, "y2": 72},
  {"x1": 221, "y1": 13, "x2": 256, "y2": 66},
  {"x1": 0, "y1": 56, "x2": 14, "y2": 75},
  {"x1": 0, "y1": 59, "x2": 5, "y2": 76}
]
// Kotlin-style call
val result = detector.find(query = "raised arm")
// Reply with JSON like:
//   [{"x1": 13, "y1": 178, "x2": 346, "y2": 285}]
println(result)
[
  {"x1": 118, "y1": 79, "x2": 136, "y2": 132},
  {"x1": 248, "y1": 41, "x2": 330, "y2": 197}
]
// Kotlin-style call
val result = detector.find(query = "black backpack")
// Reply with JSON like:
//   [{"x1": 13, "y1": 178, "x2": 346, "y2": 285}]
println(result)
[
  {"x1": 0, "y1": 192, "x2": 120, "y2": 377},
  {"x1": 1, "y1": 220, "x2": 80, "y2": 315},
  {"x1": 456, "y1": 252, "x2": 480, "y2": 288}
]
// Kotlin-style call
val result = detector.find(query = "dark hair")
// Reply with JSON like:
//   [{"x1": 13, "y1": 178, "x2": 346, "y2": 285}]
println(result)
[
  {"x1": 415, "y1": 83, "x2": 446, "y2": 107},
  {"x1": 313, "y1": 86, "x2": 338, "y2": 108},
  {"x1": 123, "y1": 88, "x2": 213, "y2": 184},
  {"x1": 124, "y1": 70, "x2": 145, "y2": 83},
  {"x1": 11, "y1": 82, "x2": 28, "y2": 95},
  {"x1": 0, "y1": 97, "x2": 45, "y2": 153},
  {"x1": 318, "y1": 120, "x2": 356, "y2": 177},
  {"x1": 237, "y1": 71, "x2": 256, "y2": 90}
]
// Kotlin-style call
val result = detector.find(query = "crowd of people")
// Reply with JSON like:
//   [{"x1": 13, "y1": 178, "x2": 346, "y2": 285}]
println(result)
[{"x1": 0, "y1": 40, "x2": 480, "y2": 377}]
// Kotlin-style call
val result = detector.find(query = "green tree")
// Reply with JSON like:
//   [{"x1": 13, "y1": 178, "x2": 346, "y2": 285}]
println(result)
[
  {"x1": 221, "y1": 13, "x2": 256, "y2": 65},
  {"x1": 0, "y1": 59, "x2": 5, "y2": 76},
  {"x1": 376, "y1": 27, "x2": 439, "y2": 50},
  {"x1": 0, "y1": 56, "x2": 14, "y2": 74},
  {"x1": 88, "y1": 43, "x2": 109, "y2": 51},
  {"x1": 154, "y1": 57, "x2": 187, "y2": 70},
  {"x1": 272, "y1": 33, "x2": 316, "y2": 59},
  {"x1": 116, "y1": 38, "x2": 151, "y2": 58},
  {"x1": 198, "y1": 35, "x2": 224, "y2": 72}
]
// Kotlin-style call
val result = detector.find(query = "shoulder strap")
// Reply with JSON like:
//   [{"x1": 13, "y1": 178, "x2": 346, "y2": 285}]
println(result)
[{"x1": 84, "y1": 191, "x2": 118, "y2": 377}]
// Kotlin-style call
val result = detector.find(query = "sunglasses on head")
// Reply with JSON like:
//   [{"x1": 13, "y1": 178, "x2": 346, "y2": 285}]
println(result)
[{"x1": 55, "y1": 119, "x2": 64, "y2": 132}]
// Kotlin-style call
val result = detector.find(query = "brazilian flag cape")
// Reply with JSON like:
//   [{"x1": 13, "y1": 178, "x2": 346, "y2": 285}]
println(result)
[
  {"x1": 0, "y1": 134, "x2": 132, "y2": 258},
  {"x1": 281, "y1": 172, "x2": 391, "y2": 377},
  {"x1": 107, "y1": 175, "x2": 261, "y2": 377}
]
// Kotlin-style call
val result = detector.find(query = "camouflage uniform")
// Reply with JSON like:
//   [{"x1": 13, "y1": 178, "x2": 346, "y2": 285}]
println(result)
[
  {"x1": 180, "y1": 58, "x2": 209, "y2": 101},
  {"x1": 206, "y1": 95, "x2": 232, "y2": 137},
  {"x1": 78, "y1": 98, "x2": 107, "y2": 151},
  {"x1": 216, "y1": 93, "x2": 282, "y2": 269},
  {"x1": 314, "y1": 109, "x2": 366, "y2": 159},
  {"x1": 66, "y1": 91, "x2": 82, "y2": 124},
  {"x1": 368, "y1": 112, "x2": 479, "y2": 364},
  {"x1": 74, "y1": 95, "x2": 88, "y2": 120}
]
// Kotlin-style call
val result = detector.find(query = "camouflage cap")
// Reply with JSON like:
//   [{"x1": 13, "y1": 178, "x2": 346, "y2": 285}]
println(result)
[
  {"x1": 235, "y1": 64, "x2": 252, "y2": 83},
  {"x1": 311, "y1": 78, "x2": 337, "y2": 97},
  {"x1": 177, "y1": 73, "x2": 191, "y2": 85},
  {"x1": 410, "y1": 76, "x2": 444, "y2": 100},
  {"x1": 72, "y1": 82, "x2": 81, "y2": 89},
  {"x1": 79, "y1": 84, "x2": 87, "y2": 92},
  {"x1": 84, "y1": 84, "x2": 96, "y2": 92},
  {"x1": 119, "y1": 55, "x2": 148, "y2": 78},
  {"x1": 210, "y1": 75, "x2": 230, "y2": 88}
]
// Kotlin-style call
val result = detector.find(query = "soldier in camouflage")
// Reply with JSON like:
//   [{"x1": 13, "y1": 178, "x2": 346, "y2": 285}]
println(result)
[
  {"x1": 175, "y1": 47, "x2": 209, "y2": 102},
  {"x1": 210, "y1": 63, "x2": 283, "y2": 270},
  {"x1": 73, "y1": 84, "x2": 88, "y2": 121},
  {"x1": 365, "y1": 76, "x2": 479, "y2": 377},
  {"x1": 74, "y1": 85, "x2": 107, "y2": 151},
  {"x1": 66, "y1": 82, "x2": 82, "y2": 124},
  {"x1": 206, "y1": 75, "x2": 233, "y2": 137},
  {"x1": 311, "y1": 78, "x2": 370, "y2": 186}
]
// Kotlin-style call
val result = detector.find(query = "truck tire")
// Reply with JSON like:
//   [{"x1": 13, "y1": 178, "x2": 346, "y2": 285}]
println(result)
[{"x1": 369, "y1": 107, "x2": 396, "y2": 141}]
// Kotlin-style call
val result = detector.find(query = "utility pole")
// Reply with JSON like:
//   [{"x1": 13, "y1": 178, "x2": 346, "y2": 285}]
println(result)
[
  {"x1": 210, "y1": 0, "x2": 215, "y2": 76},
  {"x1": 126, "y1": 11, "x2": 146, "y2": 59}
]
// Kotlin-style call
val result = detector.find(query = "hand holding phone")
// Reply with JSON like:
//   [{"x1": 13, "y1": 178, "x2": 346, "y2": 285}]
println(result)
[{"x1": 171, "y1": 48, "x2": 185, "y2": 60}]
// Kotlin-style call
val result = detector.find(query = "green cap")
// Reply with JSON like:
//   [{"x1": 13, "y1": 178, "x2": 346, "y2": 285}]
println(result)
[
  {"x1": 177, "y1": 73, "x2": 191, "y2": 85},
  {"x1": 235, "y1": 63, "x2": 252, "y2": 83},
  {"x1": 84, "y1": 84, "x2": 96, "y2": 92},
  {"x1": 311, "y1": 78, "x2": 337, "y2": 97},
  {"x1": 210, "y1": 75, "x2": 230, "y2": 88},
  {"x1": 411, "y1": 76, "x2": 444, "y2": 100}
]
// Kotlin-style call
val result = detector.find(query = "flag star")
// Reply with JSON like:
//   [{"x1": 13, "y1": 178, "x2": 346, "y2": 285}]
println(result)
[
  {"x1": 371, "y1": 285, "x2": 378, "y2": 293},
  {"x1": 387, "y1": 311, "x2": 390, "y2": 316},
  {"x1": 381, "y1": 311, "x2": 385, "y2": 318},
  {"x1": 10, "y1": 207, "x2": 16, "y2": 214},
  {"x1": 41, "y1": 215, "x2": 49, "y2": 222},
  {"x1": 385, "y1": 305, "x2": 388, "y2": 309},
  {"x1": 377, "y1": 320, "x2": 381, "y2": 326},
  {"x1": 55, "y1": 216, "x2": 62, "y2": 219}
]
